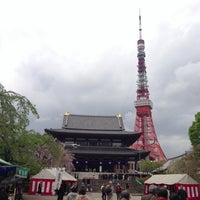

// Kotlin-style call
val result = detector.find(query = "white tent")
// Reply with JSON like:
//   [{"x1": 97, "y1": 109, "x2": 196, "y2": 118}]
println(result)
[
  {"x1": 144, "y1": 174, "x2": 200, "y2": 200},
  {"x1": 145, "y1": 174, "x2": 198, "y2": 185},
  {"x1": 29, "y1": 168, "x2": 77, "y2": 196},
  {"x1": 32, "y1": 168, "x2": 77, "y2": 181}
]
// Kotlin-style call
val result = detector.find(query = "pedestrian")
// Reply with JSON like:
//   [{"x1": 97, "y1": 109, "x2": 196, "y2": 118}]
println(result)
[
  {"x1": 157, "y1": 187, "x2": 168, "y2": 200},
  {"x1": 76, "y1": 186, "x2": 89, "y2": 200},
  {"x1": 37, "y1": 182, "x2": 42, "y2": 195},
  {"x1": 169, "y1": 192, "x2": 179, "y2": 200},
  {"x1": 66, "y1": 186, "x2": 78, "y2": 200},
  {"x1": 115, "y1": 183, "x2": 122, "y2": 200},
  {"x1": 105, "y1": 181, "x2": 114, "y2": 200},
  {"x1": 125, "y1": 183, "x2": 129, "y2": 191},
  {"x1": 101, "y1": 184, "x2": 106, "y2": 200},
  {"x1": 177, "y1": 186, "x2": 187, "y2": 200},
  {"x1": 0, "y1": 186, "x2": 8, "y2": 200},
  {"x1": 141, "y1": 185, "x2": 157, "y2": 200},
  {"x1": 15, "y1": 183, "x2": 23, "y2": 200},
  {"x1": 120, "y1": 191, "x2": 130, "y2": 200},
  {"x1": 57, "y1": 183, "x2": 66, "y2": 200},
  {"x1": 72, "y1": 182, "x2": 78, "y2": 193}
]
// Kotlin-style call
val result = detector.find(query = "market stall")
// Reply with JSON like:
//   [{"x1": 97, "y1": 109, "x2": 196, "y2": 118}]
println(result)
[{"x1": 144, "y1": 174, "x2": 200, "y2": 200}]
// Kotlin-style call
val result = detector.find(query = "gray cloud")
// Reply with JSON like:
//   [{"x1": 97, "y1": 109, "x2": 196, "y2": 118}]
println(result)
[{"x1": 1, "y1": 1, "x2": 200, "y2": 159}]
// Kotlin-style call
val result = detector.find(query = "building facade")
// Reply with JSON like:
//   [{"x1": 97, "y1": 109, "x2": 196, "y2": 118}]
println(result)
[{"x1": 45, "y1": 112, "x2": 149, "y2": 174}]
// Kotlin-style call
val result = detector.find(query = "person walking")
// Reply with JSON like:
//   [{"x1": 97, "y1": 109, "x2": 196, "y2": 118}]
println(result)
[
  {"x1": 169, "y1": 192, "x2": 179, "y2": 200},
  {"x1": 115, "y1": 183, "x2": 122, "y2": 200},
  {"x1": 141, "y1": 185, "x2": 157, "y2": 200},
  {"x1": 177, "y1": 186, "x2": 187, "y2": 200},
  {"x1": 76, "y1": 186, "x2": 89, "y2": 200},
  {"x1": 157, "y1": 187, "x2": 168, "y2": 200},
  {"x1": 101, "y1": 184, "x2": 106, "y2": 200},
  {"x1": 66, "y1": 186, "x2": 78, "y2": 200},
  {"x1": 57, "y1": 183, "x2": 66, "y2": 200},
  {"x1": 105, "y1": 181, "x2": 114, "y2": 200},
  {"x1": 120, "y1": 191, "x2": 130, "y2": 200},
  {"x1": 37, "y1": 182, "x2": 42, "y2": 195},
  {"x1": 15, "y1": 183, "x2": 23, "y2": 200},
  {"x1": 0, "y1": 186, "x2": 8, "y2": 200}
]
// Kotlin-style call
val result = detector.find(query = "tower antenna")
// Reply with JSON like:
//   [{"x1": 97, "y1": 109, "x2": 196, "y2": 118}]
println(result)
[{"x1": 139, "y1": 8, "x2": 142, "y2": 39}]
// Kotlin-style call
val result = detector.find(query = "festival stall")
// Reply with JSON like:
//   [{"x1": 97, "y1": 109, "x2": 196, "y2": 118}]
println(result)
[
  {"x1": 28, "y1": 168, "x2": 77, "y2": 196},
  {"x1": 144, "y1": 174, "x2": 200, "y2": 200}
]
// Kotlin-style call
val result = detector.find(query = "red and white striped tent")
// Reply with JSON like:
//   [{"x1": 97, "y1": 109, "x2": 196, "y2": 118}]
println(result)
[
  {"x1": 29, "y1": 168, "x2": 77, "y2": 196},
  {"x1": 144, "y1": 174, "x2": 200, "y2": 200}
]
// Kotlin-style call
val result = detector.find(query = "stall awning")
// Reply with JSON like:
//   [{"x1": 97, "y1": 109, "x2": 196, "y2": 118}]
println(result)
[{"x1": 0, "y1": 158, "x2": 12, "y2": 166}]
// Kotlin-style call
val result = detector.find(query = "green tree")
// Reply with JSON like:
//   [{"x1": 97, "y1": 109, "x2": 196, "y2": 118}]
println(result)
[
  {"x1": 15, "y1": 131, "x2": 65, "y2": 175},
  {"x1": 0, "y1": 83, "x2": 74, "y2": 176},
  {"x1": 189, "y1": 112, "x2": 200, "y2": 158},
  {"x1": 141, "y1": 160, "x2": 163, "y2": 174},
  {"x1": 0, "y1": 83, "x2": 39, "y2": 161},
  {"x1": 167, "y1": 154, "x2": 200, "y2": 182},
  {"x1": 165, "y1": 112, "x2": 200, "y2": 182}
]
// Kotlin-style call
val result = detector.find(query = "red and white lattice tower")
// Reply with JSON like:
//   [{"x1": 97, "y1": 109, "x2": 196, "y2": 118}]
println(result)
[{"x1": 131, "y1": 12, "x2": 166, "y2": 162}]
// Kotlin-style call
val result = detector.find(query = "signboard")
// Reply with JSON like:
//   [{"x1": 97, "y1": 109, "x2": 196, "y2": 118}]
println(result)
[{"x1": 15, "y1": 167, "x2": 28, "y2": 178}]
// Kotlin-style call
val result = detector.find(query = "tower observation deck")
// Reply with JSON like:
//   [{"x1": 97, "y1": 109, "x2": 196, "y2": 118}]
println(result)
[{"x1": 130, "y1": 12, "x2": 166, "y2": 162}]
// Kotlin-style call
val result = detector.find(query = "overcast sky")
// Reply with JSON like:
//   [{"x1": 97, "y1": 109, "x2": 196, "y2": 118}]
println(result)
[{"x1": 0, "y1": 0, "x2": 200, "y2": 159}]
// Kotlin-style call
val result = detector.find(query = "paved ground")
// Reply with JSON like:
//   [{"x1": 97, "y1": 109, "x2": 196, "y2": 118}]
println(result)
[{"x1": 23, "y1": 192, "x2": 142, "y2": 200}]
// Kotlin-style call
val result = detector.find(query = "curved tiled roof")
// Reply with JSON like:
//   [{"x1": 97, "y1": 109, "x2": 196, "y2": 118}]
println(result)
[
  {"x1": 45, "y1": 113, "x2": 141, "y2": 146},
  {"x1": 45, "y1": 128, "x2": 141, "y2": 146},
  {"x1": 67, "y1": 146, "x2": 150, "y2": 160},
  {"x1": 62, "y1": 113, "x2": 124, "y2": 131}
]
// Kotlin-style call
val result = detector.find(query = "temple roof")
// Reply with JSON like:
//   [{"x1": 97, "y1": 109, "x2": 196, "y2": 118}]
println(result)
[
  {"x1": 62, "y1": 113, "x2": 125, "y2": 131},
  {"x1": 45, "y1": 128, "x2": 141, "y2": 146},
  {"x1": 45, "y1": 113, "x2": 142, "y2": 146},
  {"x1": 67, "y1": 146, "x2": 149, "y2": 161}
]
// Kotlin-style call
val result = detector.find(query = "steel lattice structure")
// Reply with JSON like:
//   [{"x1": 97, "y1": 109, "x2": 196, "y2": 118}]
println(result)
[{"x1": 131, "y1": 12, "x2": 166, "y2": 162}]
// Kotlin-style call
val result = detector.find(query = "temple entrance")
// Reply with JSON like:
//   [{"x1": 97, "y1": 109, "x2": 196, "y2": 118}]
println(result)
[
  {"x1": 73, "y1": 160, "x2": 115, "y2": 172},
  {"x1": 73, "y1": 159, "x2": 132, "y2": 173}
]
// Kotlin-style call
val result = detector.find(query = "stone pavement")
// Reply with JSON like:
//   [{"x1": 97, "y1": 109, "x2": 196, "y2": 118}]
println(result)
[{"x1": 23, "y1": 192, "x2": 142, "y2": 200}]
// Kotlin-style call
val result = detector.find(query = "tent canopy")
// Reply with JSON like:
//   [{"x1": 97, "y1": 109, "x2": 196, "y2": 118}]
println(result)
[
  {"x1": 0, "y1": 158, "x2": 13, "y2": 166},
  {"x1": 145, "y1": 174, "x2": 199, "y2": 185},
  {"x1": 32, "y1": 168, "x2": 77, "y2": 182}
]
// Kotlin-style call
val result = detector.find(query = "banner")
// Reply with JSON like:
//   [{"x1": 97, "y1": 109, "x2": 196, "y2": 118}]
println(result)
[
  {"x1": 15, "y1": 167, "x2": 28, "y2": 178},
  {"x1": 53, "y1": 168, "x2": 63, "y2": 190}
]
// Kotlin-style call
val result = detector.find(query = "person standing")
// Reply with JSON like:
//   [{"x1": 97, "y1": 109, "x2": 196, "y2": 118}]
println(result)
[
  {"x1": 37, "y1": 182, "x2": 42, "y2": 195},
  {"x1": 141, "y1": 185, "x2": 157, "y2": 200},
  {"x1": 101, "y1": 184, "x2": 106, "y2": 200},
  {"x1": 15, "y1": 183, "x2": 23, "y2": 200},
  {"x1": 106, "y1": 181, "x2": 114, "y2": 200},
  {"x1": 120, "y1": 191, "x2": 131, "y2": 200},
  {"x1": 57, "y1": 183, "x2": 66, "y2": 200},
  {"x1": 76, "y1": 186, "x2": 89, "y2": 200},
  {"x1": 157, "y1": 187, "x2": 168, "y2": 200},
  {"x1": 177, "y1": 186, "x2": 187, "y2": 200},
  {"x1": 66, "y1": 186, "x2": 78, "y2": 200},
  {"x1": 169, "y1": 193, "x2": 179, "y2": 200},
  {"x1": 115, "y1": 183, "x2": 122, "y2": 200},
  {"x1": 0, "y1": 186, "x2": 8, "y2": 200}
]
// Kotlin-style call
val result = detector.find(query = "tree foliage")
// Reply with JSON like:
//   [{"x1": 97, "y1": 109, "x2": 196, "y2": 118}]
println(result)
[
  {"x1": 166, "y1": 153, "x2": 200, "y2": 183},
  {"x1": 164, "y1": 112, "x2": 200, "y2": 182},
  {"x1": 141, "y1": 160, "x2": 163, "y2": 174},
  {"x1": 189, "y1": 112, "x2": 200, "y2": 158},
  {"x1": 14, "y1": 131, "x2": 65, "y2": 175},
  {"x1": 0, "y1": 83, "x2": 39, "y2": 161},
  {"x1": 0, "y1": 83, "x2": 74, "y2": 176}
]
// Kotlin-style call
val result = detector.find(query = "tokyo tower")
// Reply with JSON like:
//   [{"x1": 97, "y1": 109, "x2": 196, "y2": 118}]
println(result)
[{"x1": 131, "y1": 12, "x2": 166, "y2": 162}]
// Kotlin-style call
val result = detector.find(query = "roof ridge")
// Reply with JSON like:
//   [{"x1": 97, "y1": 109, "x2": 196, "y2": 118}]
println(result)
[{"x1": 69, "y1": 114, "x2": 120, "y2": 118}]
